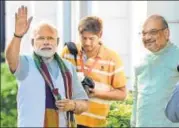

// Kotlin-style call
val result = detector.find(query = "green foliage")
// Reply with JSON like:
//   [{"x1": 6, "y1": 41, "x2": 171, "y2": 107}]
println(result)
[
  {"x1": 1, "y1": 63, "x2": 17, "y2": 127},
  {"x1": 0, "y1": 63, "x2": 133, "y2": 127},
  {"x1": 107, "y1": 92, "x2": 133, "y2": 127}
]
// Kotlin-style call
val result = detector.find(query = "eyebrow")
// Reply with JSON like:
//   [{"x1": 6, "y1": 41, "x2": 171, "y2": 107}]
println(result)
[
  {"x1": 142, "y1": 28, "x2": 159, "y2": 33},
  {"x1": 36, "y1": 36, "x2": 56, "y2": 39}
]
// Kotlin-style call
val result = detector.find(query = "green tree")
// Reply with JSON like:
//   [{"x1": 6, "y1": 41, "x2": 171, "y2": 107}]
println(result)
[
  {"x1": 1, "y1": 63, "x2": 17, "y2": 127},
  {"x1": 107, "y1": 92, "x2": 133, "y2": 127}
]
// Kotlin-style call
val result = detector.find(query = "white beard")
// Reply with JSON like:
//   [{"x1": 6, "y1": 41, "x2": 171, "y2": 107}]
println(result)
[{"x1": 34, "y1": 48, "x2": 56, "y2": 58}]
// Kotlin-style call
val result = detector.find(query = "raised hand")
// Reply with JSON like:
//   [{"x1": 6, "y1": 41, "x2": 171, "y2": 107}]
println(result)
[{"x1": 15, "y1": 5, "x2": 33, "y2": 37}]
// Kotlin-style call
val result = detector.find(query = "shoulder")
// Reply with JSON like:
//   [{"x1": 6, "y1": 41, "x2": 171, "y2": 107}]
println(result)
[
  {"x1": 167, "y1": 43, "x2": 179, "y2": 64},
  {"x1": 171, "y1": 43, "x2": 179, "y2": 54},
  {"x1": 61, "y1": 42, "x2": 81, "y2": 56},
  {"x1": 134, "y1": 54, "x2": 149, "y2": 76},
  {"x1": 101, "y1": 45, "x2": 122, "y2": 61},
  {"x1": 19, "y1": 54, "x2": 33, "y2": 64},
  {"x1": 104, "y1": 46, "x2": 118, "y2": 56},
  {"x1": 62, "y1": 58, "x2": 76, "y2": 71},
  {"x1": 61, "y1": 45, "x2": 70, "y2": 54}
]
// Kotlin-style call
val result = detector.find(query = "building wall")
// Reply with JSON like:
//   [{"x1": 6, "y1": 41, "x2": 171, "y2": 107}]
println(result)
[{"x1": 91, "y1": 1, "x2": 133, "y2": 89}]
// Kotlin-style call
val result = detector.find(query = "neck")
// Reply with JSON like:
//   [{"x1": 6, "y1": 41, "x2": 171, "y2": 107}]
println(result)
[
  {"x1": 85, "y1": 44, "x2": 101, "y2": 58},
  {"x1": 42, "y1": 56, "x2": 54, "y2": 63}
]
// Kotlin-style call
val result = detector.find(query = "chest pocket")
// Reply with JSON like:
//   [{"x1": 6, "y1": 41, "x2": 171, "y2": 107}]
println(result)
[{"x1": 89, "y1": 60, "x2": 111, "y2": 84}]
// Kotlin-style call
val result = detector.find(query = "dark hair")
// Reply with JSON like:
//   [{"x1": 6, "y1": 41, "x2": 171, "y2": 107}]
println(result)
[{"x1": 78, "y1": 16, "x2": 103, "y2": 35}]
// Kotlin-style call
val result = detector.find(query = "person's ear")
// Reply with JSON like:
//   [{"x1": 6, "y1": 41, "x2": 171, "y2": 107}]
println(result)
[
  {"x1": 98, "y1": 31, "x2": 102, "y2": 38},
  {"x1": 57, "y1": 37, "x2": 60, "y2": 45},
  {"x1": 164, "y1": 28, "x2": 170, "y2": 40},
  {"x1": 31, "y1": 39, "x2": 34, "y2": 46}
]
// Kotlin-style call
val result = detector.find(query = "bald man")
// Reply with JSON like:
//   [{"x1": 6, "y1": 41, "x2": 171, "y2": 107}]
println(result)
[
  {"x1": 5, "y1": 5, "x2": 88, "y2": 127},
  {"x1": 131, "y1": 15, "x2": 179, "y2": 127}
]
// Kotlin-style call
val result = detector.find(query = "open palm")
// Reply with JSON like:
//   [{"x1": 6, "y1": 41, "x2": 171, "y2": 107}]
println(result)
[{"x1": 15, "y1": 5, "x2": 33, "y2": 36}]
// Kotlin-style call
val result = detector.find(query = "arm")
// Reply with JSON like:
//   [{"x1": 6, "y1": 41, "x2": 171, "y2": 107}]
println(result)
[
  {"x1": 89, "y1": 52, "x2": 127, "y2": 101},
  {"x1": 56, "y1": 61, "x2": 89, "y2": 114},
  {"x1": 73, "y1": 100, "x2": 88, "y2": 114},
  {"x1": 5, "y1": 5, "x2": 32, "y2": 72},
  {"x1": 130, "y1": 70, "x2": 138, "y2": 127},
  {"x1": 89, "y1": 87, "x2": 126, "y2": 100},
  {"x1": 165, "y1": 83, "x2": 179, "y2": 122},
  {"x1": 55, "y1": 99, "x2": 88, "y2": 114}
]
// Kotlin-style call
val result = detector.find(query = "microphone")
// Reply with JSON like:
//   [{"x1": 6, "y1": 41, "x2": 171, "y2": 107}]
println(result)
[{"x1": 177, "y1": 65, "x2": 179, "y2": 72}]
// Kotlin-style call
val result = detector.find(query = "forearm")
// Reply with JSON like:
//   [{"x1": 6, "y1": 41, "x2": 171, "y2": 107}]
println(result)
[
  {"x1": 5, "y1": 36, "x2": 22, "y2": 72},
  {"x1": 73, "y1": 100, "x2": 88, "y2": 114},
  {"x1": 131, "y1": 91, "x2": 137, "y2": 127},
  {"x1": 165, "y1": 84, "x2": 179, "y2": 122},
  {"x1": 95, "y1": 87, "x2": 127, "y2": 101}
]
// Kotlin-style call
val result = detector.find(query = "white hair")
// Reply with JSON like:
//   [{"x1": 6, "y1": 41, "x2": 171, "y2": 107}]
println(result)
[{"x1": 30, "y1": 20, "x2": 59, "y2": 38}]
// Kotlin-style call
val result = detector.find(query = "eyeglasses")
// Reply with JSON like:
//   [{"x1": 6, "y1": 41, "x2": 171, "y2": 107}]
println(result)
[{"x1": 139, "y1": 28, "x2": 167, "y2": 37}]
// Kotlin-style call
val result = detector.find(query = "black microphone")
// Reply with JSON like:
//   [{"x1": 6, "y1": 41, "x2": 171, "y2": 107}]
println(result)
[{"x1": 177, "y1": 65, "x2": 179, "y2": 72}]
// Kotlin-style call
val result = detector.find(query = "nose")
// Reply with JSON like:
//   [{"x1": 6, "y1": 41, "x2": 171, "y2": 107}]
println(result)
[
  {"x1": 84, "y1": 39, "x2": 91, "y2": 46},
  {"x1": 144, "y1": 33, "x2": 152, "y2": 41},
  {"x1": 43, "y1": 38, "x2": 50, "y2": 46}
]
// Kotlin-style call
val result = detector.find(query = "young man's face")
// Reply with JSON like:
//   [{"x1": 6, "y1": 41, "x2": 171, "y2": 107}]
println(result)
[
  {"x1": 80, "y1": 31, "x2": 101, "y2": 52},
  {"x1": 32, "y1": 25, "x2": 59, "y2": 58},
  {"x1": 142, "y1": 19, "x2": 169, "y2": 52}
]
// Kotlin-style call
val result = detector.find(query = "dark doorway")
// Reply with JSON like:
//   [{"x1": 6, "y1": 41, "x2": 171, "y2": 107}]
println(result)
[{"x1": 0, "y1": 1, "x2": 5, "y2": 62}]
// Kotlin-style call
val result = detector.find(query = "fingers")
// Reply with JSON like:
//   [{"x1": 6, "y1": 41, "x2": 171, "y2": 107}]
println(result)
[
  {"x1": 24, "y1": 6, "x2": 27, "y2": 15},
  {"x1": 88, "y1": 88, "x2": 95, "y2": 97},
  {"x1": 26, "y1": 16, "x2": 33, "y2": 30},
  {"x1": 56, "y1": 99, "x2": 69, "y2": 104},
  {"x1": 20, "y1": 5, "x2": 25, "y2": 16},
  {"x1": 56, "y1": 101, "x2": 67, "y2": 111},
  {"x1": 89, "y1": 88, "x2": 94, "y2": 93},
  {"x1": 24, "y1": 6, "x2": 27, "y2": 20},
  {"x1": 15, "y1": 13, "x2": 17, "y2": 22},
  {"x1": 18, "y1": 7, "x2": 21, "y2": 16},
  {"x1": 21, "y1": 5, "x2": 25, "y2": 16},
  {"x1": 55, "y1": 99, "x2": 73, "y2": 112},
  {"x1": 16, "y1": 5, "x2": 27, "y2": 18}
]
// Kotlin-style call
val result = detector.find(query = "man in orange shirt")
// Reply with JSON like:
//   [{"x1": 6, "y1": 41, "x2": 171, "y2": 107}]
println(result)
[{"x1": 61, "y1": 16, "x2": 127, "y2": 127}]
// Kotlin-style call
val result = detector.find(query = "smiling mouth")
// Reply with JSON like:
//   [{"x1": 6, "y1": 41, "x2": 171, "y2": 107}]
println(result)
[
  {"x1": 146, "y1": 42, "x2": 153, "y2": 46},
  {"x1": 145, "y1": 41, "x2": 155, "y2": 46},
  {"x1": 41, "y1": 47, "x2": 52, "y2": 50}
]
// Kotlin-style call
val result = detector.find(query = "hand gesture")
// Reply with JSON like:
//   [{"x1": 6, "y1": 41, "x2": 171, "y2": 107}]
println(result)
[
  {"x1": 15, "y1": 5, "x2": 33, "y2": 36},
  {"x1": 55, "y1": 99, "x2": 75, "y2": 112}
]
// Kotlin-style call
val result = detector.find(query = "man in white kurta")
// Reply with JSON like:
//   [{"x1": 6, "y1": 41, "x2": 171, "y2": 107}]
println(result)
[
  {"x1": 131, "y1": 15, "x2": 179, "y2": 127},
  {"x1": 5, "y1": 5, "x2": 88, "y2": 127}
]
